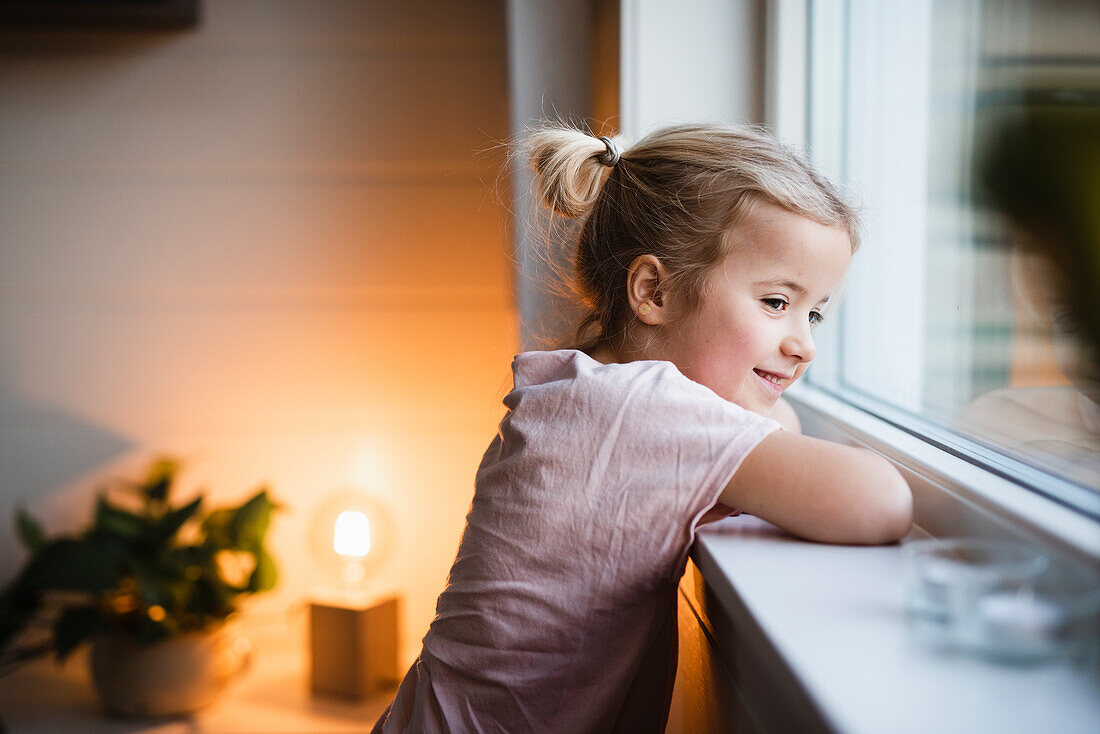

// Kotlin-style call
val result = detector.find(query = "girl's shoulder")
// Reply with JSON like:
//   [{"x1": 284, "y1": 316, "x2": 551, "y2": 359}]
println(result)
[
  {"x1": 510, "y1": 348, "x2": 682, "y2": 391},
  {"x1": 508, "y1": 349, "x2": 754, "y2": 421}
]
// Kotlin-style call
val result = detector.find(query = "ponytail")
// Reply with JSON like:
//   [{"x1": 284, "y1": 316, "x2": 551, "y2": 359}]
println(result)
[{"x1": 525, "y1": 128, "x2": 624, "y2": 218}]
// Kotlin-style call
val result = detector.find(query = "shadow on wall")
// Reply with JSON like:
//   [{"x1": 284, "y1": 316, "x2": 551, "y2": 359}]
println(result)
[
  {"x1": 0, "y1": 24, "x2": 195, "y2": 583},
  {"x1": 0, "y1": 354, "x2": 132, "y2": 582}
]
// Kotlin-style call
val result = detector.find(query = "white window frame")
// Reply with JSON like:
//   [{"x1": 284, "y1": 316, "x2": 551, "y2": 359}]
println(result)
[{"x1": 766, "y1": 0, "x2": 1100, "y2": 567}]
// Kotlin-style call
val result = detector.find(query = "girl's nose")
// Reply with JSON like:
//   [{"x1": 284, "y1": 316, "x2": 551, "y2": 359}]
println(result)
[{"x1": 781, "y1": 323, "x2": 817, "y2": 363}]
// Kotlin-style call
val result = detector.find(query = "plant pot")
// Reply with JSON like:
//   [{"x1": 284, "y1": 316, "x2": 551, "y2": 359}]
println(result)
[{"x1": 89, "y1": 623, "x2": 251, "y2": 717}]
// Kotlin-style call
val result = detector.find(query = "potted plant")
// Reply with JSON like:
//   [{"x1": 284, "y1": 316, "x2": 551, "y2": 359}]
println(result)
[{"x1": 0, "y1": 458, "x2": 279, "y2": 716}]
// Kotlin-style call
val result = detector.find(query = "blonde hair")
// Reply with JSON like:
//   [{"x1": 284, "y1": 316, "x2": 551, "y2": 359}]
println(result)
[{"x1": 525, "y1": 122, "x2": 860, "y2": 348}]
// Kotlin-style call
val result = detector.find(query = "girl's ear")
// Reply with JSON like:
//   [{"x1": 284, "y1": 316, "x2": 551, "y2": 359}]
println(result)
[{"x1": 626, "y1": 254, "x2": 670, "y2": 325}]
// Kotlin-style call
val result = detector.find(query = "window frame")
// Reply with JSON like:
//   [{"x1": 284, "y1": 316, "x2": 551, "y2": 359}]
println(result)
[{"x1": 765, "y1": 0, "x2": 1099, "y2": 567}]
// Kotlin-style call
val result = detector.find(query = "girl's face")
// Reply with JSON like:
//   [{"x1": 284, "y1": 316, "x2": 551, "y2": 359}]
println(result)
[{"x1": 655, "y1": 204, "x2": 852, "y2": 416}]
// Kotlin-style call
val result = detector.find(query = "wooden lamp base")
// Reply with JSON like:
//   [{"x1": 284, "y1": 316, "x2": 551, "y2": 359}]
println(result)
[{"x1": 309, "y1": 596, "x2": 401, "y2": 699}]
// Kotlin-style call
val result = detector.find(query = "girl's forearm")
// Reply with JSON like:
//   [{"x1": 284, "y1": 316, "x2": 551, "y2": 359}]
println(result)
[{"x1": 722, "y1": 432, "x2": 914, "y2": 545}]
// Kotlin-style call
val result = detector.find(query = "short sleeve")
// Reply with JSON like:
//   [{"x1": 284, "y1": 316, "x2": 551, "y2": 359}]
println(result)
[
  {"x1": 618, "y1": 366, "x2": 779, "y2": 578},
  {"x1": 507, "y1": 352, "x2": 781, "y2": 583}
]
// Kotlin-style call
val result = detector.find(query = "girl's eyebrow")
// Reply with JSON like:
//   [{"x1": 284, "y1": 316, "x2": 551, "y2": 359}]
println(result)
[{"x1": 754, "y1": 278, "x2": 831, "y2": 304}]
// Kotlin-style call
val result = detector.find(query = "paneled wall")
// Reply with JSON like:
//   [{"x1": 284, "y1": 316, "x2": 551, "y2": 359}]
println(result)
[{"x1": 0, "y1": 0, "x2": 515, "y2": 667}]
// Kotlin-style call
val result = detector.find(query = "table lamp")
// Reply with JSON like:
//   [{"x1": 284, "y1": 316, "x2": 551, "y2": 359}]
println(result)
[{"x1": 308, "y1": 490, "x2": 400, "y2": 699}]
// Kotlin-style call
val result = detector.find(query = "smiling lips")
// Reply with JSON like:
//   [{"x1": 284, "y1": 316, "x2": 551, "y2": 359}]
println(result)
[{"x1": 753, "y1": 368, "x2": 790, "y2": 394}]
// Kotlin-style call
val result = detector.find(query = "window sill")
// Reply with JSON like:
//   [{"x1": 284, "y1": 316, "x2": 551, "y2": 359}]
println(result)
[{"x1": 682, "y1": 519, "x2": 1100, "y2": 734}]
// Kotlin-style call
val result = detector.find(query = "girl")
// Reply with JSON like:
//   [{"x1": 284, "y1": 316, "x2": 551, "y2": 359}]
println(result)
[{"x1": 373, "y1": 123, "x2": 912, "y2": 733}]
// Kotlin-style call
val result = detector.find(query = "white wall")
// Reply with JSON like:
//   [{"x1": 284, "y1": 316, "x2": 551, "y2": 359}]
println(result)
[
  {"x1": 507, "y1": 0, "x2": 594, "y2": 348},
  {"x1": 0, "y1": 0, "x2": 516, "y2": 667}
]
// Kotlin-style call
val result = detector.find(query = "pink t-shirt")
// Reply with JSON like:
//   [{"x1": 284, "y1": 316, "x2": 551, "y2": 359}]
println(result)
[{"x1": 373, "y1": 350, "x2": 779, "y2": 733}]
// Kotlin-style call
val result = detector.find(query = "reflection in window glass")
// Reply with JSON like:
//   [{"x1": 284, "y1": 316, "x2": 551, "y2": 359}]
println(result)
[{"x1": 806, "y1": 0, "x2": 1100, "y2": 496}]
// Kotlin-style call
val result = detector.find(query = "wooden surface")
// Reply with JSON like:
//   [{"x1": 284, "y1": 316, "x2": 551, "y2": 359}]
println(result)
[
  {"x1": 667, "y1": 583, "x2": 755, "y2": 734},
  {"x1": 0, "y1": 609, "x2": 396, "y2": 733},
  {"x1": 309, "y1": 597, "x2": 400, "y2": 699}
]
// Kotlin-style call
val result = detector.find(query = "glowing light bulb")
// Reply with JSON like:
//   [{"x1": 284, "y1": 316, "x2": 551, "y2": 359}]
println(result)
[
  {"x1": 333, "y1": 510, "x2": 372, "y2": 559},
  {"x1": 310, "y1": 491, "x2": 392, "y2": 595}
]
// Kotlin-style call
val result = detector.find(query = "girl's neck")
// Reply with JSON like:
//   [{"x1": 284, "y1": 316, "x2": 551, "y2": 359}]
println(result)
[
  {"x1": 587, "y1": 342, "x2": 619, "y2": 365},
  {"x1": 587, "y1": 331, "x2": 658, "y2": 366}
]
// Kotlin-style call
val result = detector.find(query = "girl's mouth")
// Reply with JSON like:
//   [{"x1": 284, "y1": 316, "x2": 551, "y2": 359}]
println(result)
[{"x1": 753, "y1": 368, "x2": 787, "y2": 394}]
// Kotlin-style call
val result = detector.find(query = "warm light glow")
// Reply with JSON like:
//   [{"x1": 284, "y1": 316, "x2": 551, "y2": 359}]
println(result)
[{"x1": 333, "y1": 510, "x2": 372, "y2": 558}]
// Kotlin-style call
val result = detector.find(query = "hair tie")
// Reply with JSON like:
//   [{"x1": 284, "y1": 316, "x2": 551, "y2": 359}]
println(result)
[{"x1": 597, "y1": 136, "x2": 621, "y2": 167}]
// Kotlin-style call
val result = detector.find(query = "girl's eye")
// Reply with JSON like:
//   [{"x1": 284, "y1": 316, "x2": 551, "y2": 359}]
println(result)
[
  {"x1": 762, "y1": 298, "x2": 787, "y2": 311},
  {"x1": 809, "y1": 310, "x2": 824, "y2": 327}
]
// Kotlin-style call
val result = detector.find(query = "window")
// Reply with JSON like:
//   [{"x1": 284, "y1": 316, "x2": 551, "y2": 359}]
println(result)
[{"x1": 793, "y1": 0, "x2": 1099, "y2": 524}]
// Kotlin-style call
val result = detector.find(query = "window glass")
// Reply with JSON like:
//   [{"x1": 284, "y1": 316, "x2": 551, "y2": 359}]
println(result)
[{"x1": 804, "y1": 0, "x2": 1100, "y2": 505}]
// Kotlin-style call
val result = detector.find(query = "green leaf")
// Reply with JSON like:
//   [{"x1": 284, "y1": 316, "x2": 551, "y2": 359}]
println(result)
[
  {"x1": 0, "y1": 583, "x2": 41, "y2": 651},
  {"x1": 168, "y1": 544, "x2": 215, "y2": 574},
  {"x1": 53, "y1": 605, "x2": 103, "y2": 660},
  {"x1": 141, "y1": 458, "x2": 179, "y2": 503},
  {"x1": 246, "y1": 546, "x2": 277, "y2": 592},
  {"x1": 15, "y1": 509, "x2": 44, "y2": 552},
  {"x1": 200, "y1": 508, "x2": 234, "y2": 549},
  {"x1": 228, "y1": 489, "x2": 274, "y2": 550},
  {"x1": 23, "y1": 539, "x2": 121, "y2": 593},
  {"x1": 193, "y1": 576, "x2": 235, "y2": 617},
  {"x1": 165, "y1": 579, "x2": 191, "y2": 611},
  {"x1": 153, "y1": 496, "x2": 202, "y2": 543},
  {"x1": 132, "y1": 563, "x2": 171, "y2": 609},
  {"x1": 93, "y1": 497, "x2": 151, "y2": 541}
]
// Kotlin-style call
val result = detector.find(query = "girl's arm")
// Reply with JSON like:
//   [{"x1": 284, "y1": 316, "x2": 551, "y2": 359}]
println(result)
[{"x1": 720, "y1": 431, "x2": 912, "y2": 545}]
